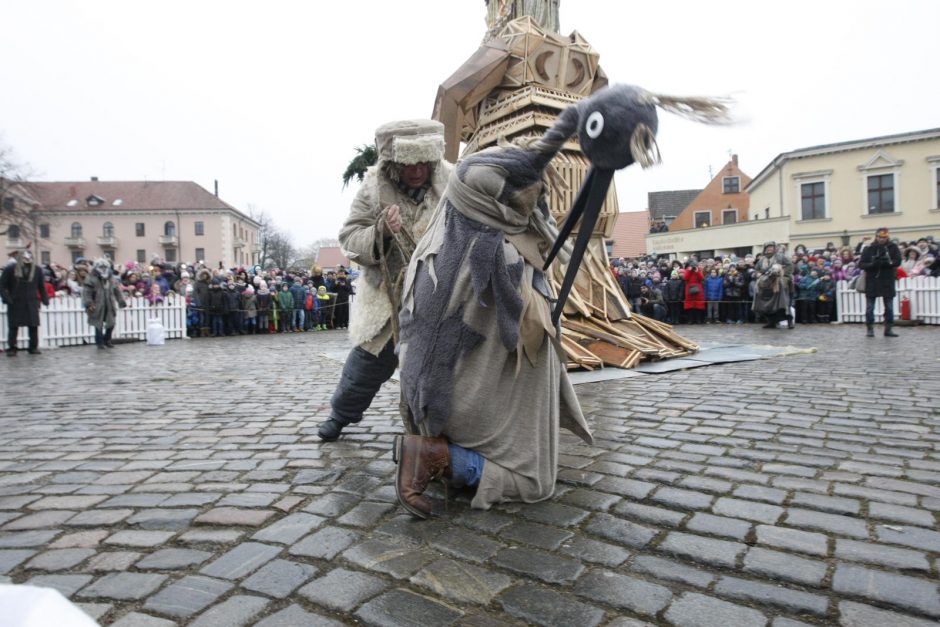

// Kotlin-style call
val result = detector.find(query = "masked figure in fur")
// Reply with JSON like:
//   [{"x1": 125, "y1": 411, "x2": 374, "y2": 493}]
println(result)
[{"x1": 395, "y1": 84, "x2": 730, "y2": 517}]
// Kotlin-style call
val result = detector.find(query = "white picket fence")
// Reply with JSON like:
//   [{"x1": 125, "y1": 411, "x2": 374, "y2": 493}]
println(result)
[
  {"x1": 0, "y1": 295, "x2": 188, "y2": 349},
  {"x1": 837, "y1": 276, "x2": 940, "y2": 325}
]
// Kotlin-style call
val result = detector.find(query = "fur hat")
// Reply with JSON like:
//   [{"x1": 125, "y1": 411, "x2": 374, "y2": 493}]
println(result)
[{"x1": 375, "y1": 119, "x2": 445, "y2": 166}]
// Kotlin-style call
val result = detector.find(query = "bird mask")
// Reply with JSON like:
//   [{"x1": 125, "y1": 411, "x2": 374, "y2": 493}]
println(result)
[{"x1": 543, "y1": 84, "x2": 731, "y2": 323}]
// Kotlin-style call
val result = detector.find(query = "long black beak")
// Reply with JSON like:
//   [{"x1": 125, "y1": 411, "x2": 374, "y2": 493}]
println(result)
[{"x1": 543, "y1": 166, "x2": 614, "y2": 324}]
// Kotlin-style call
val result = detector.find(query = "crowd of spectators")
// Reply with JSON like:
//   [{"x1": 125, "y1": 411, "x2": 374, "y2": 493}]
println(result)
[
  {"x1": 613, "y1": 235, "x2": 939, "y2": 325},
  {"x1": 13, "y1": 256, "x2": 356, "y2": 338}
]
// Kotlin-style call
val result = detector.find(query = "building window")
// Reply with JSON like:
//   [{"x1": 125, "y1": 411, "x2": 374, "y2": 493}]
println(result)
[
  {"x1": 801, "y1": 182, "x2": 826, "y2": 220},
  {"x1": 694, "y1": 211, "x2": 711, "y2": 228},
  {"x1": 71, "y1": 222, "x2": 83, "y2": 238},
  {"x1": 195, "y1": 247, "x2": 205, "y2": 262},
  {"x1": 41, "y1": 251, "x2": 50, "y2": 265},
  {"x1": 195, "y1": 221, "x2": 205, "y2": 236},
  {"x1": 136, "y1": 222, "x2": 145, "y2": 236},
  {"x1": 935, "y1": 167, "x2": 940, "y2": 209},
  {"x1": 136, "y1": 249, "x2": 146, "y2": 263},
  {"x1": 722, "y1": 209, "x2": 737, "y2": 225},
  {"x1": 723, "y1": 176, "x2": 740, "y2": 193},
  {"x1": 867, "y1": 174, "x2": 894, "y2": 214},
  {"x1": 102, "y1": 222, "x2": 115, "y2": 237},
  {"x1": 165, "y1": 248, "x2": 177, "y2": 263},
  {"x1": 7, "y1": 224, "x2": 20, "y2": 240},
  {"x1": 164, "y1": 221, "x2": 176, "y2": 237},
  {"x1": 72, "y1": 250, "x2": 83, "y2": 264},
  {"x1": 39, "y1": 223, "x2": 50, "y2": 239}
]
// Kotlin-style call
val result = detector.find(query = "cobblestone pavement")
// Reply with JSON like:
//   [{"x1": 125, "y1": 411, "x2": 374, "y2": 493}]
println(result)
[{"x1": 0, "y1": 323, "x2": 938, "y2": 626}]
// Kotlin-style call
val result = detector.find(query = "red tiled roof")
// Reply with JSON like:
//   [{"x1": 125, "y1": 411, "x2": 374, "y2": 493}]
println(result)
[
  {"x1": 317, "y1": 246, "x2": 351, "y2": 270},
  {"x1": 27, "y1": 180, "x2": 249, "y2": 218},
  {"x1": 608, "y1": 211, "x2": 649, "y2": 258}
]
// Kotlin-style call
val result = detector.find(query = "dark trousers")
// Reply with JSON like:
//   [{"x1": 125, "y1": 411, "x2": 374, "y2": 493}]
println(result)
[
  {"x1": 866, "y1": 295, "x2": 894, "y2": 327},
  {"x1": 94, "y1": 326, "x2": 114, "y2": 347},
  {"x1": 667, "y1": 302, "x2": 683, "y2": 324},
  {"x1": 7, "y1": 320, "x2": 38, "y2": 351},
  {"x1": 330, "y1": 340, "x2": 398, "y2": 426}
]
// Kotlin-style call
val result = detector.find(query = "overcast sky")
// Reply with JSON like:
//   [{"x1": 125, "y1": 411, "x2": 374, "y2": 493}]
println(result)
[{"x1": 2, "y1": 0, "x2": 938, "y2": 247}]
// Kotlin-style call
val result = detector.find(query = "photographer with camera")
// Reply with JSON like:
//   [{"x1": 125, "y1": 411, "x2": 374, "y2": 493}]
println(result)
[{"x1": 859, "y1": 227, "x2": 902, "y2": 337}]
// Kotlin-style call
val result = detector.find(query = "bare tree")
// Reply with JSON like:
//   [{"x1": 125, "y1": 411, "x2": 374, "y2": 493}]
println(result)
[
  {"x1": 264, "y1": 227, "x2": 297, "y2": 270},
  {"x1": 247, "y1": 204, "x2": 280, "y2": 269},
  {"x1": 0, "y1": 139, "x2": 39, "y2": 250}
]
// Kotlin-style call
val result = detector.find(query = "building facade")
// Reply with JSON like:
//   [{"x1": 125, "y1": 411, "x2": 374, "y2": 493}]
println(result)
[
  {"x1": 647, "y1": 129, "x2": 940, "y2": 259},
  {"x1": 4, "y1": 180, "x2": 261, "y2": 268},
  {"x1": 747, "y1": 128, "x2": 940, "y2": 250}
]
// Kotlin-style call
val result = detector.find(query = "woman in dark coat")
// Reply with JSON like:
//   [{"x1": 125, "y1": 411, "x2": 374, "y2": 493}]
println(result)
[
  {"x1": 859, "y1": 227, "x2": 902, "y2": 337},
  {"x1": 0, "y1": 250, "x2": 48, "y2": 355},
  {"x1": 332, "y1": 272, "x2": 353, "y2": 329}
]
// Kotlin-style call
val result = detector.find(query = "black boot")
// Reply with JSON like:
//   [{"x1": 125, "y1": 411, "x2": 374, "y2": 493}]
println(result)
[
  {"x1": 318, "y1": 417, "x2": 353, "y2": 441},
  {"x1": 884, "y1": 325, "x2": 898, "y2": 337},
  {"x1": 866, "y1": 325, "x2": 874, "y2": 338}
]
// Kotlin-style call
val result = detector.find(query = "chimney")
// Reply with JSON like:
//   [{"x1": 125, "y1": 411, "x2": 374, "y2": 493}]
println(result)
[
  {"x1": 214, "y1": 180, "x2": 219, "y2": 197},
  {"x1": 90, "y1": 176, "x2": 98, "y2": 182},
  {"x1": 731, "y1": 154, "x2": 738, "y2": 167}
]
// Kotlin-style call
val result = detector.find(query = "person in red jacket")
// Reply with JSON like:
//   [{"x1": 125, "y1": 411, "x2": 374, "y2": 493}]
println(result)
[{"x1": 682, "y1": 262, "x2": 706, "y2": 324}]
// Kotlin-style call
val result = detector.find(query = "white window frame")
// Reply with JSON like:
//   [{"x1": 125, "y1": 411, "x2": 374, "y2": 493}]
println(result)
[
  {"x1": 721, "y1": 208, "x2": 738, "y2": 224},
  {"x1": 792, "y1": 170, "x2": 832, "y2": 222},
  {"x1": 694, "y1": 210, "x2": 711, "y2": 228},
  {"x1": 928, "y1": 156, "x2": 940, "y2": 211},
  {"x1": 858, "y1": 150, "x2": 903, "y2": 216},
  {"x1": 722, "y1": 176, "x2": 740, "y2": 194}
]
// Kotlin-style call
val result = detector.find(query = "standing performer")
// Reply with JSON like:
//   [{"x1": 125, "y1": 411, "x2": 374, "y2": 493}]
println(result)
[
  {"x1": 82, "y1": 258, "x2": 127, "y2": 349},
  {"x1": 752, "y1": 241, "x2": 794, "y2": 329},
  {"x1": 0, "y1": 249, "x2": 48, "y2": 355},
  {"x1": 395, "y1": 84, "x2": 730, "y2": 517},
  {"x1": 859, "y1": 227, "x2": 902, "y2": 337},
  {"x1": 317, "y1": 120, "x2": 452, "y2": 441}
]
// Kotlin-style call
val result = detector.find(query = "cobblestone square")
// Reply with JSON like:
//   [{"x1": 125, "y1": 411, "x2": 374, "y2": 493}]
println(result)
[{"x1": 1, "y1": 323, "x2": 938, "y2": 625}]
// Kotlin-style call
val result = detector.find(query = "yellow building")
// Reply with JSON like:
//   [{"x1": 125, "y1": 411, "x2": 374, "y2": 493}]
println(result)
[
  {"x1": 647, "y1": 128, "x2": 940, "y2": 259},
  {"x1": 748, "y1": 127, "x2": 940, "y2": 249}
]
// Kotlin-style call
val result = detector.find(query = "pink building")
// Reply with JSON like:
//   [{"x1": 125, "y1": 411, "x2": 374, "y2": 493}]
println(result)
[{"x1": 13, "y1": 179, "x2": 261, "y2": 268}]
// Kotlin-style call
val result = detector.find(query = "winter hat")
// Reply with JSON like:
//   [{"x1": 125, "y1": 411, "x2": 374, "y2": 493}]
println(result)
[
  {"x1": 876, "y1": 227, "x2": 889, "y2": 237},
  {"x1": 375, "y1": 119, "x2": 445, "y2": 166},
  {"x1": 317, "y1": 286, "x2": 328, "y2": 295},
  {"x1": 670, "y1": 270, "x2": 680, "y2": 279},
  {"x1": 180, "y1": 271, "x2": 190, "y2": 279},
  {"x1": 185, "y1": 284, "x2": 194, "y2": 294},
  {"x1": 244, "y1": 286, "x2": 254, "y2": 295}
]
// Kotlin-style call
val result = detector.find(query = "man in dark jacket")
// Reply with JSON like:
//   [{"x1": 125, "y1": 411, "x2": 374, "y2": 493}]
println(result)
[
  {"x1": 0, "y1": 250, "x2": 49, "y2": 355},
  {"x1": 859, "y1": 227, "x2": 902, "y2": 337}
]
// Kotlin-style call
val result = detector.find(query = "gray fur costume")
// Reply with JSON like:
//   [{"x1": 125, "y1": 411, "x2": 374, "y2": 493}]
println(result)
[
  {"x1": 751, "y1": 241, "x2": 793, "y2": 316},
  {"x1": 399, "y1": 107, "x2": 593, "y2": 510}
]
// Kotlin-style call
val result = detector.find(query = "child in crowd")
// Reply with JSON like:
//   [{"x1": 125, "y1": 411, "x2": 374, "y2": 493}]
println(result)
[
  {"x1": 242, "y1": 285, "x2": 258, "y2": 333},
  {"x1": 315, "y1": 285, "x2": 330, "y2": 330}
]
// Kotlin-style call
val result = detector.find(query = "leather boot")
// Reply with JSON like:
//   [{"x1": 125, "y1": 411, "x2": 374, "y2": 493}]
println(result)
[
  {"x1": 394, "y1": 435, "x2": 451, "y2": 519},
  {"x1": 884, "y1": 324, "x2": 898, "y2": 337},
  {"x1": 866, "y1": 325, "x2": 874, "y2": 338}
]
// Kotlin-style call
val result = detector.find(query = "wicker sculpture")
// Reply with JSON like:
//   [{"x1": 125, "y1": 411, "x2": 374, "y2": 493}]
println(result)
[{"x1": 432, "y1": 12, "x2": 698, "y2": 369}]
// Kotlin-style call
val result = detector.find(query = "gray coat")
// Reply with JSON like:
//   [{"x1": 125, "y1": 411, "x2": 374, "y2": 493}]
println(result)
[
  {"x1": 0, "y1": 261, "x2": 49, "y2": 326},
  {"x1": 82, "y1": 272, "x2": 126, "y2": 329}
]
